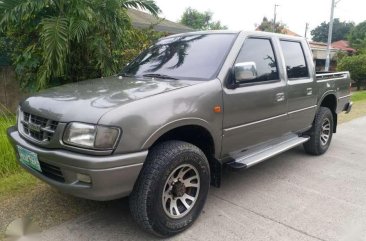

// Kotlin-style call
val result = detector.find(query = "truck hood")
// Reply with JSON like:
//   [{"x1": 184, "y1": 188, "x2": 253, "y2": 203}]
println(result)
[{"x1": 21, "y1": 76, "x2": 196, "y2": 123}]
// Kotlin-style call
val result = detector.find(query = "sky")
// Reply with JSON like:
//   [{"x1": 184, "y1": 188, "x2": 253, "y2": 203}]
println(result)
[{"x1": 154, "y1": 0, "x2": 365, "y2": 39}]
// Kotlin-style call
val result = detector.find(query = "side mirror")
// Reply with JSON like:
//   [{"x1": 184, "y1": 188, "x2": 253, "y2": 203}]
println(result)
[{"x1": 234, "y1": 62, "x2": 258, "y2": 83}]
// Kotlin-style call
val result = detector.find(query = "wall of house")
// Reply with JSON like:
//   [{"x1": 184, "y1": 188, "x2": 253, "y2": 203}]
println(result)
[{"x1": 0, "y1": 66, "x2": 23, "y2": 112}]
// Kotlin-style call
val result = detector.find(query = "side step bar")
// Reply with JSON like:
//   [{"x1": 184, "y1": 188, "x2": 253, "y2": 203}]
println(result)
[{"x1": 226, "y1": 136, "x2": 310, "y2": 170}]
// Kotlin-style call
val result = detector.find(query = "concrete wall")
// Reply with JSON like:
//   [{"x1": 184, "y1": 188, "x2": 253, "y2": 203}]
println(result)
[{"x1": 0, "y1": 66, "x2": 22, "y2": 112}]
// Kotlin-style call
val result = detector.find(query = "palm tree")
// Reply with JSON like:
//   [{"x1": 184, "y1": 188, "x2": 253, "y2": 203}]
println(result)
[{"x1": 0, "y1": 0, "x2": 160, "y2": 89}]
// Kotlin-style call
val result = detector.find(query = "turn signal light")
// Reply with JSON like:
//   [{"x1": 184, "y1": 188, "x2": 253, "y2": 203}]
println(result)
[{"x1": 213, "y1": 105, "x2": 222, "y2": 113}]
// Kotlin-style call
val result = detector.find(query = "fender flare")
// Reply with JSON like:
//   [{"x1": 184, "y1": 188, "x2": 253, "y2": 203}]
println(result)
[
  {"x1": 141, "y1": 117, "x2": 220, "y2": 157},
  {"x1": 317, "y1": 90, "x2": 337, "y2": 112},
  {"x1": 317, "y1": 91, "x2": 338, "y2": 132}
]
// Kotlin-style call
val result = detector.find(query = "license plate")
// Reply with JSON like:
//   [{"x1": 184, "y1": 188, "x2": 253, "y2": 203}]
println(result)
[{"x1": 17, "y1": 145, "x2": 42, "y2": 172}]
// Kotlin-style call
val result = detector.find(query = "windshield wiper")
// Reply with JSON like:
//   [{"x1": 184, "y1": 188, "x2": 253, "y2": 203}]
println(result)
[{"x1": 143, "y1": 73, "x2": 179, "y2": 80}]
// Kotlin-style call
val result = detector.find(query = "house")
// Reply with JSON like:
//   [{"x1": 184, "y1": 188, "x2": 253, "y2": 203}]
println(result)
[
  {"x1": 127, "y1": 9, "x2": 193, "y2": 34},
  {"x1": 309, "y1": 41, "x2": 338, "y2": 71},
  {"x1": 309, "y1": 40, "x2": 356, "y2": 71},
  {"x1": 281, "y1": 28, "x2": 301, "y2": 37}
]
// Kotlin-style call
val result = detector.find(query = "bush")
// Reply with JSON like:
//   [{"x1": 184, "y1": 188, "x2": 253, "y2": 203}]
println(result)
[
  {"x1": 337, "y1": 54, "x2": 366, "y2": 90},
  {"x1": 0, "y1": 0, "x2": 160, "y2": 91}
]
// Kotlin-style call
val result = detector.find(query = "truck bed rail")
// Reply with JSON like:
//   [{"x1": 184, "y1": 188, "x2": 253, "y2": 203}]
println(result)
[{"x1": 316, "y1": 72, "x2": 349, "y2": 82}]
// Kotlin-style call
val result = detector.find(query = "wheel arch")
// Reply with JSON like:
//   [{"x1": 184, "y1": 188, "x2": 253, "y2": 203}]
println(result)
[
  {"x1": 142, "y1": 118, "x2": 222, "y2": 187},
  {"x1": 142, "y1": 118, "x2": 219, "y2": 157}
]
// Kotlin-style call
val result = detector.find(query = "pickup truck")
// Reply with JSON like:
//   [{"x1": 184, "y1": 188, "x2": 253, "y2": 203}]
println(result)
[{"x1": 7, "y1": 30, "x2": 352, "y2": 237}]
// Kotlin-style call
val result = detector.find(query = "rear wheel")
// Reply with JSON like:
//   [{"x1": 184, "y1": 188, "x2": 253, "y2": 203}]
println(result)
[
  {"x1": 303, "y1": 107, "x2": 334, "y2": 155},
  {"x1": 129, "y1": 141, "x2": 210, "y2": 237}
]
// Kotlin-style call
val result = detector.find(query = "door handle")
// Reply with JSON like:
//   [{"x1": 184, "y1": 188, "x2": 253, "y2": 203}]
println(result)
[
  {"x1": 306, "y1": 88, "x2": 313, "y2": 96},
  {"x1": 276, "y1": 92, "x2": 285, "y2": 102}
]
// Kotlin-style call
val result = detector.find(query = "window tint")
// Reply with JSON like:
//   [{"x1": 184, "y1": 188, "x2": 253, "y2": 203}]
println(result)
[
  {"x1": 235, "y1": 38, "x2": 279, "y2": 83},
  {"x1": 123, "y1": 34, "x2": 236, "y2": 80},
  {"x1": 280, "y1": 40, "x2": 309, "y2": 79}
]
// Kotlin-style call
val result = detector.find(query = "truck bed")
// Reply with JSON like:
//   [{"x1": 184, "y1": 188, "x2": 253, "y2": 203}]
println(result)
[{"x1": 315, "y1": 71, "x2": 351, "y2": 114}]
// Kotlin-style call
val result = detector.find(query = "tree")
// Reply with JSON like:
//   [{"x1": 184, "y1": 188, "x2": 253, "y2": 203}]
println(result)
[
  {"x1": 0, "y1": 32, "x2": 11, "y2": 66},
  {"x1": 0, "y1": 0, "x2": 160, "y2": 90},
  {"x1": 348, "y1": 21, "x2": 366, "y2": 51},
  {"x1": 256, "y1": 17, "x2": 285, "y2": 33},
  {"x1": 310, "y1": 18, "x2": 354, "y2": 43},
  {"x1": 179, "y1": 7, "x2": 227, "y2": 30},
  {"x1": 337, "y1": 54, "x2": 366, "y2": 90}
]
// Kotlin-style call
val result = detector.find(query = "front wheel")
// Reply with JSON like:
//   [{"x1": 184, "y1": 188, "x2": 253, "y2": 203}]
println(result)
[
  {"x1": 129, "y1": 141, "x2": 210, "y2": 237},
  {"x1": 303, "y1": 107, "x2": 334, "y2": 155}
]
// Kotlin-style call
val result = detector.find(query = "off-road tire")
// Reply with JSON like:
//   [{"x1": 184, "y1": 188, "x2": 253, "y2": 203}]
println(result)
[
  {"x1": 129, "y1": 141, "x2": 210, "y2": 237},
  {"x1": 303, "y1": 107, "x2": 334, "y2": 155}
]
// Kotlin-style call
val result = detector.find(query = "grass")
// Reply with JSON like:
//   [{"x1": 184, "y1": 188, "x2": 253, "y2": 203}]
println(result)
[
  {"x1": 351, "y1": 90, "x2": 366, "y2": 102},
  {"x1": 0, "y1": 171, "x2": 39, "y2": 198},
  {"x1": 338, "y1": 90, "x2": 366, "y2": 123},
  {"x1": 0, "y1": 104, "x2": 19, "y2": 178},
  {"x1": 339, "y1": 99, "x2": 366, "y2": 124}
]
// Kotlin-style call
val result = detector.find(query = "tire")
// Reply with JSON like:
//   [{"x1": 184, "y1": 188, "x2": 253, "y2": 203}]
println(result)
[
  {"x1": 303, "y1": 107, "x2": 334, "y2": 155},
  {"x1": 129, "y1": 141, "x2": 210, "y2": 237}
]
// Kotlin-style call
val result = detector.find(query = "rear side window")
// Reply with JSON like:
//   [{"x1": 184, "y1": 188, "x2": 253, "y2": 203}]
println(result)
[
  {"x1": 280, "y1": 40, "x2": 309, "y2": 79},
  {"x1": 235, "y1": 38, "x2": 279, "y2": 82}
]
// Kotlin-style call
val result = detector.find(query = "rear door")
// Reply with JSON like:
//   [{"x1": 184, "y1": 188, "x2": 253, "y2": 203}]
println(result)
[
  {"x1": 222, "y1": 36, "x2": 288, "y2": 155},
  {"x1": 279, "y1": 39, "x2": 317, "y2": 132}
]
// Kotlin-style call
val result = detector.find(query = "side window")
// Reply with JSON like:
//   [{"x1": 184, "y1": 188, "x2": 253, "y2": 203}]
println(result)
[
  {"x1": 280, "y1": 40, "x2": 309, "y2": 79},
  {"x1": 235, "y1": 38, "x2": 279, "y2": 83}
]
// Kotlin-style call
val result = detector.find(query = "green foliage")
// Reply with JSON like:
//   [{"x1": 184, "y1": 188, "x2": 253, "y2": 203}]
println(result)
[
  {"x1": 0, "y1": 104, "x2": 18, "y2": 178},
  {"x1": 119, "y1": 27, "x2": 164, "y2": 68},
  {"x1": 311, "y1": 18, "x2": 354, "y2": 43},
  {"x1": 336, "y1": 50, "x2": 348, "y2": 61},
  {"x1": 0, "y1": 0, "x2": 160, "y2": 90},
  {"x1": 179, "y1": 7, "x2": 227, "y2": 30},
  {"x1": 337, "y1": 54, "x2": 366, "y2": 90},
  {"x1": 256, "y1": 17, "x2": 285, "y2": 33},
  {"x1": 0, "y1": 32, "x2": 11, "y2": 66},
  {"x1": 348, "y1": 21, "x2": 366, "y2": 51}
]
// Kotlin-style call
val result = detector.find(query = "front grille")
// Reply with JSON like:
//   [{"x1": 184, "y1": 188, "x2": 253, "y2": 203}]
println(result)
[
  {"x1": 21, "y1": 111, "x2": 59, "y2": 142},
  {"x1": 39, "y1": 161, "x2": 65, "y2": 183}
]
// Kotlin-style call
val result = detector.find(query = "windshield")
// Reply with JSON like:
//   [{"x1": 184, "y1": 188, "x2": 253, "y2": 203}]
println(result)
[{"x1": 122, "y1": 33, "x2": 237, "y2": 80}]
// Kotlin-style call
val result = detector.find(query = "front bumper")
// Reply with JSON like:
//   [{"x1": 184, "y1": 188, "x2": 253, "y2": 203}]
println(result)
[{"x1": 7, "y1": 126, "x2": 147, "y2": 201}]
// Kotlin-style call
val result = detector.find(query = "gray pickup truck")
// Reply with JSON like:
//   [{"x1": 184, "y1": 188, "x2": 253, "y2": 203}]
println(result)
[{"x1": 8, "y1": 30, "x2": 352, "y2": 236}]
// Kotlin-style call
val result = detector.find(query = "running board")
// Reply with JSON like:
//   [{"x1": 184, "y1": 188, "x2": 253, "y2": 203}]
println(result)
[{"x1": 226, "y1": 136, "x2": 310, "y2": 170}]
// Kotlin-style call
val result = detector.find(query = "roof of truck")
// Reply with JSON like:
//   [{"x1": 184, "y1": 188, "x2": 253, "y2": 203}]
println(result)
[{"x1": 162, "y1": 30, "x2": 306, "y2": 41}]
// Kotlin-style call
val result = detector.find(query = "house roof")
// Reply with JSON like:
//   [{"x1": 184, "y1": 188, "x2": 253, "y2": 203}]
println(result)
[
  {"x1": 127, "y1": 9, "x2": 193, "y2": 34},
  {"x1": 281, "y1": 28, "x2": 301, "y2": 37},
  {"x1": 331, "y1": 40, "x2": 356, "y2": 53},
  {"x1": 309, "y1": 41, "x2": 328, "y2": 50},
  {"x1": 309, "y1": 40, "x2": 356, "y2": 53},
  {"x1": 255, "y1": 27, "x2": 301, "y2": 37}
]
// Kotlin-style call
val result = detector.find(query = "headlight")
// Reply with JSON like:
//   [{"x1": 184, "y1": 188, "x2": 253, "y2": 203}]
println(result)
[{"x1": 63, "y1": 122, "x2": 120, "y2": 150}]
